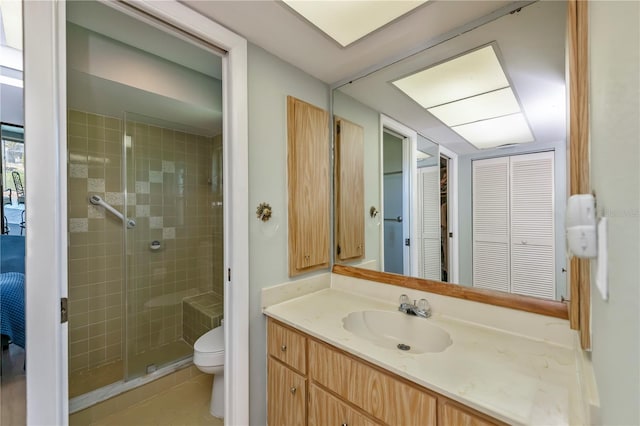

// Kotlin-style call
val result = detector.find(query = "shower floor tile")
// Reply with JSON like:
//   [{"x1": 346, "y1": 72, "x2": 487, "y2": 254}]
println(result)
[
  {"x1": 70, "y1": 360, "x2": 124, "y2": 398},
  {"x1": 70, "y1": 340, "x2": 192, "y2": 398}
]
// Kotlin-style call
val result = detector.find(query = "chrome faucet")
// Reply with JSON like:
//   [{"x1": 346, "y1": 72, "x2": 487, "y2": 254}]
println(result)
[{"x1": 398, "y1": 294, "x2": 431, "y2": 318}]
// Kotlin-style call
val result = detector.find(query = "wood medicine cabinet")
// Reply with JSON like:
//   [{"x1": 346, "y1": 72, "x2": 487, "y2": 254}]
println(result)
[
  {"x1": 287, "y1": 96, "x2": 330, "y2": 276},
  {"x1": 334, "y1": 117, "x2": 364, "y2": 262}
]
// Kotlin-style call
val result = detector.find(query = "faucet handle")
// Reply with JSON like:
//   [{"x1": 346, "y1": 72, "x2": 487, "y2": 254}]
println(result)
[
  {"x1": 417, "y1": 298, "x2": 431, "y2": 313},
  {"x1": 399, "y1": 294, "x2": 410, "y2": 305}
]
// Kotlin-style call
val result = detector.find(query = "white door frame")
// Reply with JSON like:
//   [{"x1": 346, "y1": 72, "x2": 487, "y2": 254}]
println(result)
[
  {"x1": 380, "y1": 114, "x2": 418, "y2": 277},
  {"x1": 439, "y1": 145, "x2": 459, "y2": 283},
  {"x1": 23, "y1": 2, "x2": 249, "y2": 424}
]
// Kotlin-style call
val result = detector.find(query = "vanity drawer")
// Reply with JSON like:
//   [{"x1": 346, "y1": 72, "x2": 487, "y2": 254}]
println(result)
[
  {"x1": 268, "y1": 318, "x2": 307, "y2": 374},
  {"x1": 309, "y1": 340, "x2": 437, "y2": 426},
  {"x1": 438, "y1": 398, "x2": 506, "y2": 426},
  {"x1": 309, "y1": 383, "x2": 381, "y2": 426}
]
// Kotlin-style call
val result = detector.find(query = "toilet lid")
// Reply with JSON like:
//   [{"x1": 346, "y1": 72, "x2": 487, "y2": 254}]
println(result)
[{"x1": 194, "y1": 326, "x2": 224, "y2": 353}]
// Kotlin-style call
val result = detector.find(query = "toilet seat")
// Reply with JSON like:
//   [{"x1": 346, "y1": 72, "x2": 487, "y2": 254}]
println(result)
[{"x1": 194, "y1": 326, "x2": 224, "y2": 367}]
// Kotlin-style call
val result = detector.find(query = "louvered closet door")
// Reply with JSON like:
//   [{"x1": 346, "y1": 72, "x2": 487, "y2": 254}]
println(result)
[
  {"x1": 510, "y1": 152, "x2": 555, "y2": 299},
  {"x1": 472, "y1": 157, "x2": 510, "y2": 292},
  {"x1": 418, "y1": 167, "x2": 441, "y2": 280}
]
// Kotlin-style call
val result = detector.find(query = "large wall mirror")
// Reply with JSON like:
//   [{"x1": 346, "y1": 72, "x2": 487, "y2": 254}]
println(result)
[{"x1": 333, "y1": 1, "x2": 572, "y2": 306}]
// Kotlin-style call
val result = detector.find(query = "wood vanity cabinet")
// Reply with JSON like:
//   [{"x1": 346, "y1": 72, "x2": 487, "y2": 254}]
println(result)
[
  {"x1": 287, "y1": 96, "x2": 330, "y2": 277},
  {"x1": 266, "y1": 318, "x2": 505, "y2": 426}
]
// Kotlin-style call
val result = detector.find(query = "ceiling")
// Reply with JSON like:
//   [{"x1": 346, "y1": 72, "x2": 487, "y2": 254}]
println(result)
[
  {"x1": 183, "y1": 0, "x2": 566, "y2": 155},
  {"x1": 182, "y1": 0, "x2": 523, "y2": 85}
]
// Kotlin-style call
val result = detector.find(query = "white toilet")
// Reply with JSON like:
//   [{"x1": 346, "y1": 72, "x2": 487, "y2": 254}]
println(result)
[{"x1": 193, "y1": 325, "x2": 224, "y2": 418}]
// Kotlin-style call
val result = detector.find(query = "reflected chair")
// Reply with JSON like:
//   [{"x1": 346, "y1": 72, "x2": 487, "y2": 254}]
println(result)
[
  {"x1": 11, "y1": 172, "x2": 24, "y2": 205},
  {"x1": 19, "y1": 211, "x2": 25, "y2": 236}
]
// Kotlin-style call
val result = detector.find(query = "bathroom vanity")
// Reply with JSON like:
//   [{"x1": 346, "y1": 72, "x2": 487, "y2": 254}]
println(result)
[
  {"x1": 267, "y1": 317, "x2": 505, "y2": 426},
  {"x1": 263, "y1": 275, "x2": 591, "y2": 426}
]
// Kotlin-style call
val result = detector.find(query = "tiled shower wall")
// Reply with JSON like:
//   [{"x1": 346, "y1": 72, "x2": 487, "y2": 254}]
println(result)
[{"x1": 67, "y1": 109, "x2": 223, "y2": 379}]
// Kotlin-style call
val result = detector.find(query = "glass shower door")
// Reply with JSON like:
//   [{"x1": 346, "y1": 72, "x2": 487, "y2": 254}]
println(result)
[{"x1": 123, "y1": 112, "x2": 221, "y2": 380}]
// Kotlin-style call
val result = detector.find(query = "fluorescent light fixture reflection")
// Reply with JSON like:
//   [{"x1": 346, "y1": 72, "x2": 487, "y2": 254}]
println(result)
[
  {"x1": 451, "y1": 114, "x2": 533, "y2": 149},
  {"x1": 0, "y1": 0, "x2": 23, "y2": 50},
  {"x1": 392, "y1": 45, "x2": 508, "y2": 108},
  {"x1": 427, "y1": 87, "x2": 520, "y2": 127},
  {"x1": 283, "y1": 0, "x2": 428, "y2": 47}
]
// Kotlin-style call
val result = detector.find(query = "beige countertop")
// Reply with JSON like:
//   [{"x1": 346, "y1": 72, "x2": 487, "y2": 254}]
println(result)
[{"x1": 263, "y1": 286, "x2": 585, "y2": 425}]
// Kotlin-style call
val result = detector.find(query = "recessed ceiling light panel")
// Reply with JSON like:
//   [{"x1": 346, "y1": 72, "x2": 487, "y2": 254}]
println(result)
[
  {"x1": 392, "y1": 45, "x2": 509, "y2": 108},
  {"x1": 451, "y1": 113, "x2": 534, "y2": 149},
  {"x1": 283, "y1": 0, "x2": 428, "y2": 47},
  {"x1": 427, "y1": 87, "x2": 520, "y2": 127}
]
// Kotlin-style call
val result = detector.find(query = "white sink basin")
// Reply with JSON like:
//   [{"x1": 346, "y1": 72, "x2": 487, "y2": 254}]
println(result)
[{"x1": 342, "y1": 310, "x2": 452, "y2": 354}]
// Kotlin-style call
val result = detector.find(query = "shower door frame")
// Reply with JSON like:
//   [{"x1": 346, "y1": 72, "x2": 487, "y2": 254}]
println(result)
[{"x1": 23, "y1": 1, "x2": 249, "y2": 424}]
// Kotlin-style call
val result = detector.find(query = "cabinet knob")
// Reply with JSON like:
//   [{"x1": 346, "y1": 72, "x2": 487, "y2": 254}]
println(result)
[
  {"x1": 341, "y1": 424, "x2": 348, "y2": 426},
  {"x1": 281, "y1": 345, "x2": 287, "y2": 352},
  {"x1": 290, "y1": 386, "x2": 297, "y2": 395}
]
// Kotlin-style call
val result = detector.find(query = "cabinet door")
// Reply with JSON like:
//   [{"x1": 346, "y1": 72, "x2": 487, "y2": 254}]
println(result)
[
  {"x1": 309, "y1": 383, "x2": 379, "y2": 426},
  {"x1": 335, "y1": 117, "x2": 364, "y2": 261},
  {"x1": 287, "y1": 96, "x2": 330, "y2": 276},
  {"x1": 438, "y1": 398, "x2": 505, "y2": 426},
  {"x1": 309, "y1": 340, "x2": 437, "y2": 426},
  {"x1": 268, "y1": 358, "x2": 306, "y2": 426}
]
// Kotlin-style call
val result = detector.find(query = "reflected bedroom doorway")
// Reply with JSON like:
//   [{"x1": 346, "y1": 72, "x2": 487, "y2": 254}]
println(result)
[{"x1": 0, "y1": 0, "x2": 27, "y2": 422}]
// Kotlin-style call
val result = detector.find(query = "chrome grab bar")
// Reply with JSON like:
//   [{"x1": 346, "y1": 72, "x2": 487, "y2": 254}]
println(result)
[{"x1": 89, "y1": 195, "x2": 136, "y2": 228}]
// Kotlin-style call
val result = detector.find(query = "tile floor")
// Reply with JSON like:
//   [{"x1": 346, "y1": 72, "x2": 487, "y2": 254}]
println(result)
[
  {"x1": 0, "y1": 343, "x2": 26, "y2": 425},
  {"x1": 1, "y1": 343, "x2": 219, "y2": 426},
  {"x1": 71, "y1": 372, "x2": 221, "y2": 426}
]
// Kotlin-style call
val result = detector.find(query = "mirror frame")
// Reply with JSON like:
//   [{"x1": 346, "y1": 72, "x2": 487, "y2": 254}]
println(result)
[{"x1": 332, "y1": 0, "x2": 591, "y2": 349}]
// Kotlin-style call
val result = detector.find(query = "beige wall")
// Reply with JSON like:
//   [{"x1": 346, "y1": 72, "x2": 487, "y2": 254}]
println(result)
[
  {"x1": 67, "y1": 110, "x2": 223, "y2": 394},
  {"x1": 589, "y1": 2, "x2": 640, "y2": 424}
]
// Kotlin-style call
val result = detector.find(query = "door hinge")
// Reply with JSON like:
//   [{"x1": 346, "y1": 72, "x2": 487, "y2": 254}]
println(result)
[
  {"x1": 336, "y1": 245, "x2": 341, "y2": 255},
  {"x1": 336, "y1": 123, "x2": 341, "y2": 134},
  {"x1": 228, "y1": 268, "x2": 231, "y2": 282},
  {"x1": 405, "y1": 238, "x2": 411, "y2": 246},
  {"x1": 61, "y1": 297, "x2": 68, "y2": 323}
]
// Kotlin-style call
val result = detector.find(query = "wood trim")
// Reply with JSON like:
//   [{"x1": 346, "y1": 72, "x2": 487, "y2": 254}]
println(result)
[
  {"x1": 568, "y1": 0, "x2": 591, "y2": 349},
  {"x1": 332, "y1": 265, "x2": 569, "y2": 319}
]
